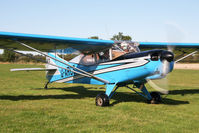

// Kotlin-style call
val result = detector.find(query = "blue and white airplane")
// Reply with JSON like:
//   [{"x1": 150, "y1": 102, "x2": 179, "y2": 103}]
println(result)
[{"x1": 0, "y1": 31, "x2": 199, "y2": 106}]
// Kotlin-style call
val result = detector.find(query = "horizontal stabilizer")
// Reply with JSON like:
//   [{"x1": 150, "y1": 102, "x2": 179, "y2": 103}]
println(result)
[{"x1": 10, "y1": 68, "x2": 57, "y2": 72}]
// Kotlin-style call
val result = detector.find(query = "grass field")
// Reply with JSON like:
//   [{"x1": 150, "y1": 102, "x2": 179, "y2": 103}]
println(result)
[{"x1": 0, "y1": 64, "x2": 199, "y2": 133}]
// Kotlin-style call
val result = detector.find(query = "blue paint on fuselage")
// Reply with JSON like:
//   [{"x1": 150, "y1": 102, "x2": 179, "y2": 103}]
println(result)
[{"x1": 66, "y1": 60, "x2": 163, "y2": 85}]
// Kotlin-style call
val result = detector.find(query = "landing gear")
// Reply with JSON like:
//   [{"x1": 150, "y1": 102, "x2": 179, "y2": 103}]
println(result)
[
  {"x1": 95, "y1": 83, "x2": 162, "y2": 106},
  {"x1": 127, "y1": 84, "x2": 162, "y2": 104},
  {"x1": 149, "y1": 92, "x2": 162, "y2": 104},
  {"x1": 95, "y1": 93, "x2": 109, "y2": 106},
  {"x1": 44, "y1": 81, "x2": 49, "y2": 89}
]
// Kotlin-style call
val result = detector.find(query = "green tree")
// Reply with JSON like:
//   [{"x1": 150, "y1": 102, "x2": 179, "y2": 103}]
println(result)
[
  {"x1": 111, "y1": 32, "x2": 132, "y2": 41},
  {"x1": 2, "y1": 50, "x2": 15, "y2": 62},
  {"x1": 88, "y1": 36, "x2": 99, "y2": 39}
]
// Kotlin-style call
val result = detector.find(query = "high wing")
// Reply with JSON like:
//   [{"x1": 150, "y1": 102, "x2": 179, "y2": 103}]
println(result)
[
  {"x1": 139, "y1": 42, "x2": 199, "y2": 48},
  {"x1": 138, "y1": 41, "x2": 199, "y2": 63},
  {"x1": 0, "y1": 31, "x2": 114, "y2": 54}
]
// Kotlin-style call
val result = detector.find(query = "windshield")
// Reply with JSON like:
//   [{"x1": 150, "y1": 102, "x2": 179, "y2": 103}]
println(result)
[{"x1": 111, "y1": 42, "x2": 140, "y2": 59}]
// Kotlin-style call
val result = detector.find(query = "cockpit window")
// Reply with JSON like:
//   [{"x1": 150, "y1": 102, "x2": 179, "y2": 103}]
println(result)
[
  {"x1": 111, "y1": 42, "x2": 140, "y2": 59},
  {"x1": 69, "y1": 50, "x2": 110, "y2": 65},
  {"x1": 69, "y1": 42, "x2": 140, "y2": 65}
]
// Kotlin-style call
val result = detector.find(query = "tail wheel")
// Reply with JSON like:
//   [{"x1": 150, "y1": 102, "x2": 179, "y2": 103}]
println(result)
[
  {"x1": 150, "y1": 92, "x2": 162, "y2": 104},
  {"x1": 95, "y1": 93, "x2": 109, "y2": 106}
]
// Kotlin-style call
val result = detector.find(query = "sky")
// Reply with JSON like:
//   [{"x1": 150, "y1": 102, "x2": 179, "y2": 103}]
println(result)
[{"x1": 0, "y1": 0, "x2": 199, "y2": 42}]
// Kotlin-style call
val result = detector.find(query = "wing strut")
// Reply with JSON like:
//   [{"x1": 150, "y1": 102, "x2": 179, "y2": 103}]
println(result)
[
  {"x1": 175, "y1": 51, "x2": 198, "y2": 63},
  {"x1": 15, "y1": 41, "x2": 109, "y2": 84}
]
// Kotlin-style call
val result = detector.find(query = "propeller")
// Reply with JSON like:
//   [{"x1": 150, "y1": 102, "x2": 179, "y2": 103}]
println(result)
[{"x1": 147, "y1": 23, "x2": 184, "y2": 94}]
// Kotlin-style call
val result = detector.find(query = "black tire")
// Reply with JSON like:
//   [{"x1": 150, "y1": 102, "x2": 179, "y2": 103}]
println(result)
[
  {"x1": 149, "y1": 92, "x2": 162, "y2": 104},
  {"x1": 95, "y1": 93, "x2": 109, "y2": 106}
]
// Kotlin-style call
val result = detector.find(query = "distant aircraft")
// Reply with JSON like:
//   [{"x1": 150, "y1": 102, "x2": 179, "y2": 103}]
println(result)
[{"x1": 0, "y1": 31, "x2": 198, "y2": 106}]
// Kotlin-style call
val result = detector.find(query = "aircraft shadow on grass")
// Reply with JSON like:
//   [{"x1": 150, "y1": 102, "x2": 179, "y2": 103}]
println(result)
[{"x1": 0, "y1": 86, "x2": 198, "y2": 106}]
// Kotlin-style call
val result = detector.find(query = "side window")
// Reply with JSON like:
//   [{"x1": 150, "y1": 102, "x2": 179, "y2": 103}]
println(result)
[
  {"x1": 98, "y1": 50, "x2": 109, "y2": 62},
  {"x1": 80, "y1": 55, "x2": 96, "y2": 65},
  {"x1": 79, "y1": 51, "x2": 110, "y2": 65}
]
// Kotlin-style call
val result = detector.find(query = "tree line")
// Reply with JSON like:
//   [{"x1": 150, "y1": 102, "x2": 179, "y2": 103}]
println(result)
[{"x1": 0, "y1": 50, "x2": 45, "y2": 63}]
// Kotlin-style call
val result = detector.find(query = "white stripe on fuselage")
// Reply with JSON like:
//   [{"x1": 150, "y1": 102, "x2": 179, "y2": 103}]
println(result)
[
  {"x1": 55, "y1": 56, "x2": 150, "y2": 83},
  {"x1": 99, "y1": 56, "x2": 150, "y2": 65}
]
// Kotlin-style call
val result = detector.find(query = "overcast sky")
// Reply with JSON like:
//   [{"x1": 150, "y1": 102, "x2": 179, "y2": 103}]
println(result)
[{"x1": 0, "y1": 0, "x2": 199, "y2": 42}]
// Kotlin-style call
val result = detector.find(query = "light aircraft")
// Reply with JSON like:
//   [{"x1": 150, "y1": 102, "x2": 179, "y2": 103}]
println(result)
[{"x1": 0, "y1": 31, "x2": 199, "y2": 106}]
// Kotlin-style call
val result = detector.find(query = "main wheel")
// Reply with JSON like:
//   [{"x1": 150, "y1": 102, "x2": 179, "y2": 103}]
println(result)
[
  {"x1": 149, "y1": 92, "x2": 162, "y2": 104},
  {"x1": 95, "y1": 93, "x2": 109, "y2": 106}
]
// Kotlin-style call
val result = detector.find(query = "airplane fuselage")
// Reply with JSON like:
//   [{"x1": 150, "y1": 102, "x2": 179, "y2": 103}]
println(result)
[{"x1": 47, "y1": 50, "x2": 174, "y2": 86}]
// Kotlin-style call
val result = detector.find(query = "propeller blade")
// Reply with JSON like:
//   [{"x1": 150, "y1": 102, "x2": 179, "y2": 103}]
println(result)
[
  {"x1": 146, "y1": 59, "x2": 171, "y2": 95},
  {"x1": 166, "y1": 22, "x2": 185, "y2": 52},
  {"x1": 162, "y1": 60, "x2": 170, "y2": 76},
  {"x1": 147, "y1": 79, "x2": 169, "y2": 94},
  {"x1": 167, "y1": 45, "x2": 175, "y2": 52},
  {"x1": 165, "y1": 22, "x2": 185, "y2": 43}
]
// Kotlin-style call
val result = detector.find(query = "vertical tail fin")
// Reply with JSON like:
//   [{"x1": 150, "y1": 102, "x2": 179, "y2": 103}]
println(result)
[
  {"x1": 45, "y1": 53, "x2": 72, "y2": 83},
  {"x1": 46, "y1": 53, "x2": 68, "y2": 70}
]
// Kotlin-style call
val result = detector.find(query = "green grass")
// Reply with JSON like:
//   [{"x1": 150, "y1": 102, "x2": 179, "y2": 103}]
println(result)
[{"x1": 0, "y1": 64, "x2": 199, "y2": 133}]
